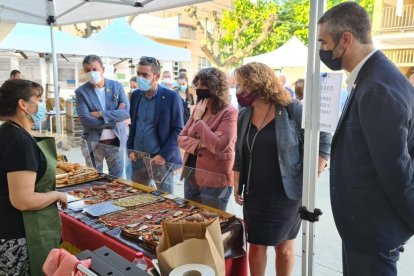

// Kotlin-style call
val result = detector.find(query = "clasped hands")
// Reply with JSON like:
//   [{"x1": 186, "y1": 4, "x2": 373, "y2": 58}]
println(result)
[{"x1": 128, "y1": 152, "x2": 166, "y2": 166}]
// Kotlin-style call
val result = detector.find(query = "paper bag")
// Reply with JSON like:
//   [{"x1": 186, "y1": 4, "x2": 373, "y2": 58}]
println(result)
[{"x1": 156, "y1": 218, "x2": 225, "y2": 276}]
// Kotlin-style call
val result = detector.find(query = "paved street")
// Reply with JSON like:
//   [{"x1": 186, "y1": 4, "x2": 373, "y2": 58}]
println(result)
[{"x1": 229, "y1": 171, "x2": 414, "y2": 276}]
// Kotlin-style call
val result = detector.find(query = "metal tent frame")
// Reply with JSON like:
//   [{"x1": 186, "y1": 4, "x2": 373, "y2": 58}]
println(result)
[{"x1": 0, "y1": 0, "x2": 208, "y2": 133}]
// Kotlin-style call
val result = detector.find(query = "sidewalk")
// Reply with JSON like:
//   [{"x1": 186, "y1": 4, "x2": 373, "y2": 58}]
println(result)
[{"x1": 229, "y1": 171, "x2": 414, "y2": 276}]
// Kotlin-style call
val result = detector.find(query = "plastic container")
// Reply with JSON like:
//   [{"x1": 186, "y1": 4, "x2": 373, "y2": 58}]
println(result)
[{"x1": 132, "y1": 252, "x2": 148, "y2": 271}]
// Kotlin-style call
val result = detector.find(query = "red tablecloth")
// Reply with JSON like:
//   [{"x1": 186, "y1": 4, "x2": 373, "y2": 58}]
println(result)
[{"x1": 60, "y1": 212, "x2": 248, "y2": 276}]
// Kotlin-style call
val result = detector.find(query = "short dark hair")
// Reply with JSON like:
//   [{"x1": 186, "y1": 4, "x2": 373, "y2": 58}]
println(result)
[
  {"x1": 130, "y1": 76, "x2": 137, "y2": 82},
  {"x1": 294, "y1": 78, "x2": 305, "y2": 101},
  {"x1": 0, "y1": 80, "x2": 43, "y2": 117},
  {"x1": 179, "y1": 68, "x2": 187, "y2": 74},
  {"x1": 318, "y1": 2, "x2": 372, "y2": 44},
  {"x1": 177, "y1": 74, "x2": 188, "y2": 82},
  {"x1": 82, "y1": 54, "x2": 104, "y2": 68},
  {"x1": 10, "y1": 70, "x2": 21, "y2": 78},
  {"x1": 138, "y1": 56, "x2": 161, "y2": 74}
]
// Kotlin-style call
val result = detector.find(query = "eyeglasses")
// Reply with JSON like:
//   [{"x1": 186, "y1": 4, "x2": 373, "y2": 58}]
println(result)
[{"x1": 139, "y1": 56, "x2": 160, "y2": 69}]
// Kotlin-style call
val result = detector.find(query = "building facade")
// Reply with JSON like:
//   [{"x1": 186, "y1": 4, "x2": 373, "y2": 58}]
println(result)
[
  {"x1": 139, "y1": 0, "x2": 234, "y2": 80},
  {"x1": 372, "y1": 0, "x2": 414, "y2": 77}
]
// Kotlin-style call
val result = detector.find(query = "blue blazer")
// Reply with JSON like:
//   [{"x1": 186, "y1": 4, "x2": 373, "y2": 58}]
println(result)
[
  {"x1": 127, "y1": 85, "x2": 183, "y2": 165},
  {"x1": 330, "y1": 51, "x2": 414, "y2": 253},
  {"x1": 75, "y1": 78, "x2": 130, "y2": 147}
]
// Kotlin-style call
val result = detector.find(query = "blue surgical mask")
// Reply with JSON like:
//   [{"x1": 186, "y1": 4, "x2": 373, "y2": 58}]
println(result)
[
  {"x1": 179, "y1": 85, "x2": 187, "y2": 92},
  {"x1": 33, "y1": 102, "x2": 46, "y2": 122},
  {"x1": 24, "y1": 101, "x2": 38, "y2": 124},
  {"x1": 138, "y1": 76, "x2": 151, "y2": 92}
]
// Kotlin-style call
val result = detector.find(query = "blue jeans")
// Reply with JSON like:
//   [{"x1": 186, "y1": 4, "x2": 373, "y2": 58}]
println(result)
[
  {"x1": 131, "y1": 158, "x2": 174, "y2": 194},
  {"x1": 90, "y1": 139, "x2": 124, "y2": 177},
  {"x1": 342, "y1": 243, "x2": 403, "y2": 276},
  {"x1": 184, "y1": 181, "x2": 232, "y2": 211}
]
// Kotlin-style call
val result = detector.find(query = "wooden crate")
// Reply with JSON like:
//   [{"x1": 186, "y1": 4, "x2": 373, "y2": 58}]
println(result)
[
  {"x1": 66, "y1": 116, "x2": 83, "y2": 133},
  {"x1": 65, "y1": 101, "x2": 78, "y2": 117}
]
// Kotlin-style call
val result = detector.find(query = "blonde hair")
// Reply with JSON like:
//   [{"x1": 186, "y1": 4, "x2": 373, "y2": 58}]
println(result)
[{"x1": 235, "y1": 62, "x2": 291, "y2": 106}]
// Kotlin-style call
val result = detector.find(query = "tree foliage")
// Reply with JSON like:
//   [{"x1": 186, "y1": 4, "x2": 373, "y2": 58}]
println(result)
[
  {"x1": 187, "y1": 0, "x2": 279, "y2": 70},
  {"x1": 188, "y1": 0, "x2": 374, "y2": 70},
  {"x1": 282, "y1": 0, "x2": 374, "y2": 45}
]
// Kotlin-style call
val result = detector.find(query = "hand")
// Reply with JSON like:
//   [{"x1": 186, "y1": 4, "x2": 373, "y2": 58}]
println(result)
[
  {"x1": 197, "y1": 142, "x2": 205, "y2": 150},
  {"x1": 56, "y1": 191, "x2": 68, "y2": 209},
  {"x1": 128, "y1": 151, "x2": 137, "y2": 162},
  {"x1": 90, "y1": 111, "x2": 100, "y2": 118},
  {"x1": 317, "y1": 170, "x2": 323, "y2": 178},
  {"x1": 193, "y1": 99, "x2": 208, "y2": 121},
  {"x1": 234, "y1": 188, "x2": 244, "y2": 206},
  {"x1": 152, "y1": 155, "x2": 166, "y2": 166},
  {"x1": 118, "y1": 102, "x2": 126, "y2": 109}
]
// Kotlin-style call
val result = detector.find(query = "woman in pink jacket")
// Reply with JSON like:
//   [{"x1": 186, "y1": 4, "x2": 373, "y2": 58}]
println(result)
[{"x1": 178, "y1": 68, "x2": 238, "y2": 210}]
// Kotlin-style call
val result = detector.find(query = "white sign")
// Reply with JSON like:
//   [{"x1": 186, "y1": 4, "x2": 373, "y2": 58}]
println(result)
[
  {"x1": 301, "y1": 72, "x2": 343, "y2": 133},
  {"x1": 319, "y1": 72, "x2": 342, "y2": 132}
]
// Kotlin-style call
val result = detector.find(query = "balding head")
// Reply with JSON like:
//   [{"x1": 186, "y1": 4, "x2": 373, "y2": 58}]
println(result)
[{"x1": 277, "y1": 74, "x2": 287, "y2": 86}]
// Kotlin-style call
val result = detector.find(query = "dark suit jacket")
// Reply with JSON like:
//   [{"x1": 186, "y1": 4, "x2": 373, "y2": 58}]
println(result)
[
  {"x1": 330, "y1": 51, "x2": 414, "y2": 253},
  {"x1": 127, "y1": 85, "x2": 184, "y2": 165}
]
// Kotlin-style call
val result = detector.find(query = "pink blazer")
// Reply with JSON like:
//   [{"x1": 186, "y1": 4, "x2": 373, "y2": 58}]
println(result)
[{"x1": 178, "y1": 105, "x2": 238, "y2": 187}]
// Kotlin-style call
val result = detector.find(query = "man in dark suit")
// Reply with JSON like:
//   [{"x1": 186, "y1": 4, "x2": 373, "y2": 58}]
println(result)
[
  {"x1": 75, "y1": 55, "x2": 130, "y2": 177},
  {"x1": 318, "y1": 2, "x2": 414, "y2": 275},
  {"x1": 128, "y1": 56, "x2": 183, "y2": 191}
]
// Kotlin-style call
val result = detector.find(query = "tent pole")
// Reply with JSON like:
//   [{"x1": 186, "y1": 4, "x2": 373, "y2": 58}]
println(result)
[
  {"x1": 50, "y1": 24, "x2": 61, "y2": 134},
  {"x1": 301, "y1": 1, "x2": 325, "y2": 276}
]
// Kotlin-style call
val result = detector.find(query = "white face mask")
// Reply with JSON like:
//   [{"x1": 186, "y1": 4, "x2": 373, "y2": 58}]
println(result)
[
  {"x1": 87, "y1": 71, "x2": 102, "y2": 85},
  {"x1": 162, "y1": 78, "x2": 172, "y2": 85}
]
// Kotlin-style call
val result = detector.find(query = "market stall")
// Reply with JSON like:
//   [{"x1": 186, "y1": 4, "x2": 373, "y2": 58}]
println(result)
[{"x1": 55, "y1": 142, "x2": 247, "y2": 275}]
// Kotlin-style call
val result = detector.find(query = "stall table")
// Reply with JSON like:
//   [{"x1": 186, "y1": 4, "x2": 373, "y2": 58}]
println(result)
[{"x1": 60, "y1": 212, "x2": 248, "y2": 276}]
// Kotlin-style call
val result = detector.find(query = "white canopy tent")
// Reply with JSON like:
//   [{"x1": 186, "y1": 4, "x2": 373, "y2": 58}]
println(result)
[
  {"x1": 87, "y1": 18, "x2": 191, "y2": 61},
  {"x1": 0, "y1": 0, "x2": 208, "y2": 26},
  {"x1": 0, "y1": 0, "x2": 208, "y2": 132},
  {"x1": 243, "y1": 36, "x2": 308, "y2": 68},
  {"x1": 0, "y1": 23, "x2": 105, "y2": 56},
  {"x1": 131, "y1": 14, "x2": 182, "y2": 40}
]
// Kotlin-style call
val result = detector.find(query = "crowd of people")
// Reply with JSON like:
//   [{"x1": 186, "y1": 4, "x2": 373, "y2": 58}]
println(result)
[{"x1": 0, "y1": 2, "x2": 414, "y2": 276}]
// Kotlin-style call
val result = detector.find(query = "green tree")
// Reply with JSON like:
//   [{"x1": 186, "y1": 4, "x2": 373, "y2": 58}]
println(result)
[
  {"x1": 188, "y1": 0, "x2": 374, "y2": 70},
  {"x1": 187, "y1": 0, "x2": 282, "y2": 70},
  {"x1": 280, "y1": 0, "x2": 374, "y2": 46}
]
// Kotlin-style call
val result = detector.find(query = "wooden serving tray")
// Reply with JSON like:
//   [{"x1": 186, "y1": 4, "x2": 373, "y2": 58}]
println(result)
[{"x1": 56, "y1": 174, "x2": 104, "y2": 188}]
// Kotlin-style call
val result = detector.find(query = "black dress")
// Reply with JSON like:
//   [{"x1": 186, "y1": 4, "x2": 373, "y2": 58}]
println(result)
[{"x1": 242, "y1": 119, "x2": 301, "y2": 245}]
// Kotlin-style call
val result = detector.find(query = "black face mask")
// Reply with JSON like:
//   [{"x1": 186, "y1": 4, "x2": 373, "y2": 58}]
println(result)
[
  {"x1": 319, "y1": 39, "x2": 345, "y2": 71},
  {"x1": 319, "y1": 49, "x2": 343, "y2": 71},
  {"x1": 196, "y1": 89, "x2": 212, "y2": 102}
]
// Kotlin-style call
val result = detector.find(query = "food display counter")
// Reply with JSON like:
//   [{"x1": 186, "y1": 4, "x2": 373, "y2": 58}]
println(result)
[{"x1": 55, "y1": 143, "x2": 247, "y2": 276}]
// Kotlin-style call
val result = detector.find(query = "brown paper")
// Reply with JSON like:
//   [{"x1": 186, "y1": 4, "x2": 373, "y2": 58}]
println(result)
[{"x1": 156, "y1": 218, "x2": 225, "y2": 276}]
